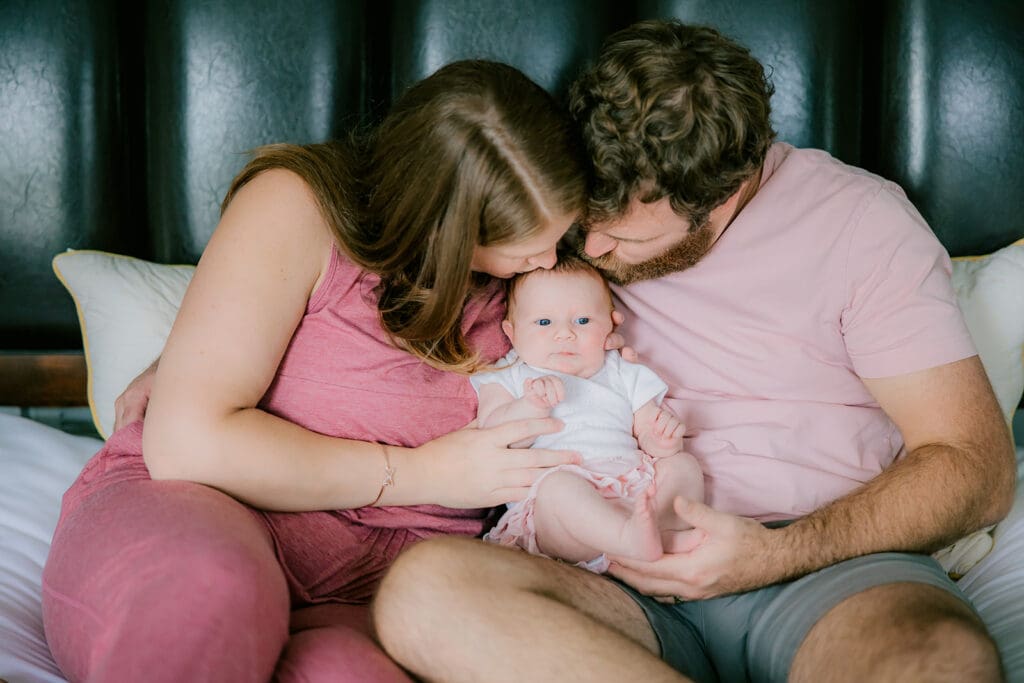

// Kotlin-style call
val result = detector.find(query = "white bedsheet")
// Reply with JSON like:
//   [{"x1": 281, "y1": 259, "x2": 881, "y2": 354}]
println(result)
[
  {"x1": 2, "y1": 412, "x2": 1023, "y2": 681},
  {"x1": 0, "y1": 413, "x2": 100, "y2": 683}
]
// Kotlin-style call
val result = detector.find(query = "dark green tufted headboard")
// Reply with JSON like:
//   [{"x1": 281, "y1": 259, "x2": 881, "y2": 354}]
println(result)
[{"x1": 1, "y1": 0, "x2": 1022, "y2": 357}]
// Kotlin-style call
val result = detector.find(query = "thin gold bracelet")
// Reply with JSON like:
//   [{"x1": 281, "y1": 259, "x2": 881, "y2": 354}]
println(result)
[{"x1": 369, "y1": 444, "x2": 396, "y2": 507}]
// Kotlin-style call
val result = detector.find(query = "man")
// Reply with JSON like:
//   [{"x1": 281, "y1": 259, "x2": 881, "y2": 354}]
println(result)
[{"x1": 372, "y1": 20, "x2": 1016, "y2": 682}]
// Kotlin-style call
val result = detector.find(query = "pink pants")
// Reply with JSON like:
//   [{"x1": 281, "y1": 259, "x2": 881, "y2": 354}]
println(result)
[{"x1": 41, "y1": 423, "x2": 417, "y2": 682}]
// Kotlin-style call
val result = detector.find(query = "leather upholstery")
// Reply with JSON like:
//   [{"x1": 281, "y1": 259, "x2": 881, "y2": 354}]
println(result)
[
  {"x1": 874, "y1": 0, "x2": 1024, "y2": 255},
  {"x1": 2, "y1": 1, "x2": 1022, "y2": 350},
  {"x1": 145, "y1": 0, "x2": 366, "y2": 263},
  {"x1": 0, "y1": 1, "x2": 126, "y2": 348},
  {"x1": 642, "y1": 0, "x2": 866, "y2": 162}
]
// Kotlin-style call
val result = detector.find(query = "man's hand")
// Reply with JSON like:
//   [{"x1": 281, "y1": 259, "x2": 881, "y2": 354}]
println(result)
[
  {"x1": 604, "y1": 310, "x2": 638, "y2": 362},
  {"x1": 113, "y1": 359, "x2": 159, "y2": 432},
  {"x1": 608, "y1": 497, "x2": 781, "y2": 601}
]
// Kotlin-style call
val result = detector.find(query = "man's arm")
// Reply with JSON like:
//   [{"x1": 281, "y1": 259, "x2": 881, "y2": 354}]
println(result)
[
  {"x1": 782, "y1": 354, "x2": 1015, "y2": 571},
  {"x1": 609, "y1": 355, "x2": 1017, "y2": 599}
]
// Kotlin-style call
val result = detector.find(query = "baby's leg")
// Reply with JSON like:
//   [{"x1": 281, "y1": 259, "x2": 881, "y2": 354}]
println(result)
[
  {"x1": 532, "y1": 471, "x2": 662, "y2": 564},
  {"x1": 651, "y1": 452, "x2": 705, "y2": 530},
  {"x1": 650, "y1": 453, "x2": 707, "y2": 553}
]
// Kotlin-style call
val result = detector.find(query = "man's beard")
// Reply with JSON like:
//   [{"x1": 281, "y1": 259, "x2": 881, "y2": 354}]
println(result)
[{"x1": 578, "y1": 220, "x2": 717, "y2": 286}]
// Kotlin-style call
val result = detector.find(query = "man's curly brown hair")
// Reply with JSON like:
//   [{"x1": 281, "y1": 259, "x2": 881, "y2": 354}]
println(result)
[{"x1": 570, "y1": 20, "x2": 775, "y2": 228}]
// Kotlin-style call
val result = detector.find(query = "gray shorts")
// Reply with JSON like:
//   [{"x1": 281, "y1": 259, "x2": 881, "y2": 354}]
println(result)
[{"x1": 617, "y1": 551, "x2": 975, "y2": 683}]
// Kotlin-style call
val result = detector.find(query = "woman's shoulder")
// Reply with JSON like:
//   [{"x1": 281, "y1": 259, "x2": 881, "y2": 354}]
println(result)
[
  {"x1": 235, "y1": 167, "x2": 324, "y2": 212},
  {"x1": 222, "y1": 169, "x2": 334, "y2": 251},
  {"x1": 199, "y1": 166, "x2": 338, "y2": 308}
]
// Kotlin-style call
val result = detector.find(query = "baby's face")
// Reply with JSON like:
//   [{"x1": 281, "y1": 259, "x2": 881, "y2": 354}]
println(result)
[{"x1": 502, "y1": 269, "x2": 615, "y2": 378}]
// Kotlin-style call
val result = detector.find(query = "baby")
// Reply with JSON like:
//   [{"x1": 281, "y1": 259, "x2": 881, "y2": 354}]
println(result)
[{"x1": 471, "y1": 254, "x2": 704, "y2": 572}]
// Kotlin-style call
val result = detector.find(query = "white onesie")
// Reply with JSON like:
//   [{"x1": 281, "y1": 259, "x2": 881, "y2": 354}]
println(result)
[{"x1": 470, "y1": 349, "x2": 668, "y2": 571}]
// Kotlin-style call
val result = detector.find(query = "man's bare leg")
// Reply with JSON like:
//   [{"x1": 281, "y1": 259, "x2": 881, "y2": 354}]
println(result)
[
  {"x1": 372, "y1": 536, "x2": 689, "y2": 683},
  {"x1": 790, "y1": 582, "x2": 1002, "y2": 682}
]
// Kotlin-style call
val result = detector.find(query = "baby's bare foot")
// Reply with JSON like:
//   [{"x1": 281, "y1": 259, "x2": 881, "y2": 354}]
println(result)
[
  {"x1": 621, "y1": 483, "x2": 663, "y2": 561},
  {"x1": 661, "y1": 528, "x2": 705, "y2": 554}
]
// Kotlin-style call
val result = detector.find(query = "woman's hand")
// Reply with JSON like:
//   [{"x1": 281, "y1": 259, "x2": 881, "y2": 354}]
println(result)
[
  {"x1": 411, "y1": 417, "x2": 580, "y2": 508},
  {"x1": 113, "y1": 358, "x2": 159, "y2": 432},
  {"x1": 604, "y1": 310, "x2": 638, "y2": 362}
]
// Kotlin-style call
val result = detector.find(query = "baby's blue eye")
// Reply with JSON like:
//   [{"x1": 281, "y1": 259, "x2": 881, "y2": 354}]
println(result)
[
  {"x1": 575, "y1": 317, "x2": 590, "y2": 325},
  {"x1": 537, "y1": 319, "x2": 551, "y2": 326}
]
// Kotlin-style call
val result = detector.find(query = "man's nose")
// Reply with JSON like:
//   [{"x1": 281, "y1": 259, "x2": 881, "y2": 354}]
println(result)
[{"x1": 584, "y1": 231, "x2": 616, "y2": 258}]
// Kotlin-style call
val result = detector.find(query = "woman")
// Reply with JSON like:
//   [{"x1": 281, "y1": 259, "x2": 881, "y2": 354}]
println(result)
[{"x1": 42, "y1": 60, "x2": 589, "y2": 682}]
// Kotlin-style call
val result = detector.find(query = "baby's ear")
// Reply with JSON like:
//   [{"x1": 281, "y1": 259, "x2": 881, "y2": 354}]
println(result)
[
  {"x1": 501, "y1": 319, "x2": 515, "y2": 341},
  {"x1": 611, "y1": 309, "x2": 625, "y2": 327}
]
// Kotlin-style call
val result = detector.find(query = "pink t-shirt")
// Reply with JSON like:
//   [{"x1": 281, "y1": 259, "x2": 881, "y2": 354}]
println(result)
[{"x1": 613, "y1": 143, "x2": 977, "y2": 521}]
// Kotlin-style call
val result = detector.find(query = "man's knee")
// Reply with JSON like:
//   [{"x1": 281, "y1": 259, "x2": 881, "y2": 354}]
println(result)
[
  {"x1": 900, "y1": 609, "x2": 1002, "y2": 680},
  {"x1": 793, "y1": 582, "x2": 1002, "y2": 682},
  {"x1": 373, "y1": 536, "x2": 492, "y2": 670},
  {"x1": 380, "y1": 536, "x2": 481, "y2": 593},
  {"x1": 851, "y1": 605, "x2": 1002, "y2": 682},
  {"x1": 374, "y1": 539, "x2": 476, "y2": 627}
]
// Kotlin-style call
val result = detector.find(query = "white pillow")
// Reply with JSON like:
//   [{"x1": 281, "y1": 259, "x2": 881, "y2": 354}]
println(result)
[
  {"x1": 52, "y1": 250, "x2": 195, "y2": 439},
  {"x1": 951, "y1": 238, "x2": 1024, "y2": 424},
  {"x1": 931, "y1": 239, "x2": 1024, "y2": 580}
]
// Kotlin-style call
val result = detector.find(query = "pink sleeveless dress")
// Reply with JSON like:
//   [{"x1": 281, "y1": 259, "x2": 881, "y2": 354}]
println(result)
[
  {"x1": 59, "y1": 246, "x2": 510, "y2": 606},
  {"x1": 255, "y1": 246, "x2": 510, "y2": 603}
]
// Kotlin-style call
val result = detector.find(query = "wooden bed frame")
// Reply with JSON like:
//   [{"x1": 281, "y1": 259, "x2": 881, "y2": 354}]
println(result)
[{"x1": 0, "y1": 353, "x2": 87, "y2": 408}]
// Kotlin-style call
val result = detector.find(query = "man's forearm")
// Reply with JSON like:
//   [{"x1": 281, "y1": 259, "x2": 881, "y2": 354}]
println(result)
[{"x1": 770, "y1": 439, "x2": 1016, "y2": 582}]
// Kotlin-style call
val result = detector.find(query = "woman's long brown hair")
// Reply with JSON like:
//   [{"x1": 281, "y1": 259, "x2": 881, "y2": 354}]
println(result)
[{"x1": 225, "y1": 61, "x2": 584, "y2": 373}]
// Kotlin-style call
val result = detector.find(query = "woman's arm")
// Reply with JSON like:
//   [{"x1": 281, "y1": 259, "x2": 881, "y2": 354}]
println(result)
[{"x1": 143, "y1": 169, "x2": 575, "y2": 512}]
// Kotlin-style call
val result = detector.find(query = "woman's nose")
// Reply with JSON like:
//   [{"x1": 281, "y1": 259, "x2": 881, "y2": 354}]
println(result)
[{"x1": 529, "y1": 248, "x2": 558, "y2": 270}]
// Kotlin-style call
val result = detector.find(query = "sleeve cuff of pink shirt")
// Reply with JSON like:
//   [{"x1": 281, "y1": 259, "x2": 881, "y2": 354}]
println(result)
[{"x1": 849, "y1": 336, "x2": 978, "y2": 380}]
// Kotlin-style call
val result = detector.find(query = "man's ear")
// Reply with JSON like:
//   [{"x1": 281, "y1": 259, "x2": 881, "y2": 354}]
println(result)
[{"x1": 501, "y1": 319, "x2": 515, "y2": 342}]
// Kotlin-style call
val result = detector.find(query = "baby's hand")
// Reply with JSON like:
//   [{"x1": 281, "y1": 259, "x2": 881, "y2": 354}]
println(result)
[
  {"x1": 523, "y1": 375, "x2": 565, "y2": 409},
  {"x1": 641, "y1": 407, "x2": 685, "y2": 459}
]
